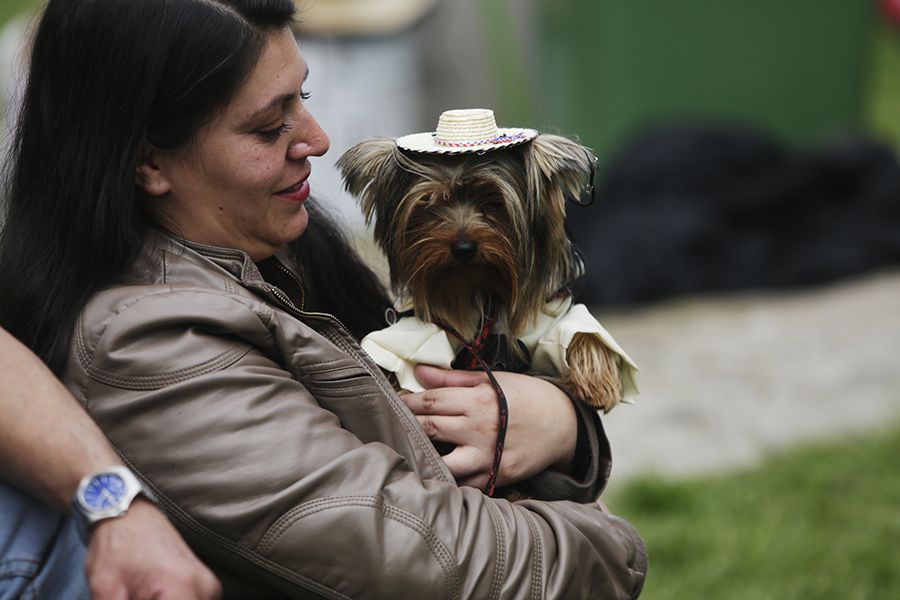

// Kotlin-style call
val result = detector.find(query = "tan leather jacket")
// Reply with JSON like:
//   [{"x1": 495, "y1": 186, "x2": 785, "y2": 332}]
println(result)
[{"x1": 64, "y1": 231, "x2": 647, "y2": 599}]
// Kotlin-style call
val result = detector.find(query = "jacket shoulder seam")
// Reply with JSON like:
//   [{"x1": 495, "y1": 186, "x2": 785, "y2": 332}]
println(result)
[
  {"x1": 85, "y1": 345, "x2": 252, "y2": 390},
  {"x1": 76, "y1": 288, "x2": 266, "y2": 390}
]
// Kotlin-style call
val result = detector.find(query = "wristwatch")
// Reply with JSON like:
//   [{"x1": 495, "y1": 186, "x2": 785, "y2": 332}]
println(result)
[{"x1": 71, "y1": 465, "x2": 158, "y2": 542}]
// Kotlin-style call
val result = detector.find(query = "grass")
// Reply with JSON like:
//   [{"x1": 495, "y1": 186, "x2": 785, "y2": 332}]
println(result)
[{"x1": 608, "y1": 426, "x2": 900, "y2": 599}]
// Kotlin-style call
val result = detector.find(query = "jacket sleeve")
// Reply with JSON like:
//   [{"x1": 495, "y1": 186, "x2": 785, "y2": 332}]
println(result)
[{"x1": 70, "y1": 289, "x2": 646, "y2": 600}]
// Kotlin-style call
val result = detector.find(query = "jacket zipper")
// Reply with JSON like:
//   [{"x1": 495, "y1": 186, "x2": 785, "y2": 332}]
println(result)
[
  {"x1": 275, "y1": 260, "x2": 306, "y2": 310},
  {"x1": 270, "y1": 259, "x2": 355, "y2": 334}
]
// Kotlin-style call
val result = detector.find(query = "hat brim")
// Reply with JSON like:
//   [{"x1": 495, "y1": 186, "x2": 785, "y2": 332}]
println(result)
[{"x1": 396, "y1": 128, "x2": 538, "y2": 155}]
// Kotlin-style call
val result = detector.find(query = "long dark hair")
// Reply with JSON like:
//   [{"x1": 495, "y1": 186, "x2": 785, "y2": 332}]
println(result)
[
  {"x1": 295, "y1": 201, "x2": 392, "y2": 341},
  {"x1": 0, "y1": 0, "x2": 296, "y2": 376}
]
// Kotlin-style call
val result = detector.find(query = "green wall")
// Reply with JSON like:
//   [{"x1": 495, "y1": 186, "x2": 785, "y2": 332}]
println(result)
[{"x1": 536, "y1": 0, "x2": 876, "y2": 157}]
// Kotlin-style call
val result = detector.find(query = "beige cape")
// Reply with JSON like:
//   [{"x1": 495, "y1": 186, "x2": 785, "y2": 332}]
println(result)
[{"x1": 361, "y1": 296, "x2": 639, "y2": 401}]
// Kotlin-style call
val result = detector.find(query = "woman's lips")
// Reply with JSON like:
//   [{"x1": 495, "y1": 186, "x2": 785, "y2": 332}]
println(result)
[{"x1": 276, "y1": 178, "x2": 310, "y2": 203}]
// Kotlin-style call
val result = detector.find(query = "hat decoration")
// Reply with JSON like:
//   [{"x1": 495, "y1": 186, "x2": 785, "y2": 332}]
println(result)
[{"x1": 397, "y1": 108, "x2": 538, "y2": 155}]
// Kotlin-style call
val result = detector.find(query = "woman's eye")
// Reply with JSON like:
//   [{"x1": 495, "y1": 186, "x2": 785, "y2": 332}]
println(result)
[
  {"x1": 257, "y1": 123, "x2": 292, "y2": 141},
  {"x1": 300, "y1": 90, "x2": 311, "y2": 102}
]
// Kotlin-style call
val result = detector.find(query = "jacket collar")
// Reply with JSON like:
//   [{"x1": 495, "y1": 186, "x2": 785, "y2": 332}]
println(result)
[{"x1": 132, "y1": 228, "x2": 298, "y2": 290}]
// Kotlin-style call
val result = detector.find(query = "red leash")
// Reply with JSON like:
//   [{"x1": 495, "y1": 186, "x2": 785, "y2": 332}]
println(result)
[{"x1": 435, "y1": 318, "x2": 508, "y2": 497}]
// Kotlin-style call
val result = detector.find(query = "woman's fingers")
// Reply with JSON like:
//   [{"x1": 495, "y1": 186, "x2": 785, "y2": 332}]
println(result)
[
  {"x1": 402, "y1": 381, "x2": 498, "y2": 419},
  {"x1": 414, "y1": 411, "x2": 498, "y2": 445},
  {"x1": 401, "y1": 388, "x2": 469, "y2": 416},
  {"x1": 414, "y1": 364, "x2": 489, "y2": 389},
  {"x1": 415, "y1": 414, "x2": 469, "y2": 442}
]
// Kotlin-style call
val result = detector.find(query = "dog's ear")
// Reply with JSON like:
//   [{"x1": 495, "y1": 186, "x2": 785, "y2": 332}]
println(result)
[
  {"x1": 522, "y1": 134, "x2": 596, "y2": 295},
  {"x1": 336, "y1": 138, "x2": 405, "y2": 225},
  {"x1": 526, "y1": 134, "x2": 596, "y2": 209}
]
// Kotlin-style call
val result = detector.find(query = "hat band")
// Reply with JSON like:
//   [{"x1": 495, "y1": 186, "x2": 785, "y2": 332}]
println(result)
[{"x1": 434, "y1": 131, "x2": 528, "y2": 148}]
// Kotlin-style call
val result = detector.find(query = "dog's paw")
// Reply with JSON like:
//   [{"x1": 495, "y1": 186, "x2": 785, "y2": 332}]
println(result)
[{"x1": 565, "y1": 333, "x2": 623, "y2": 412}]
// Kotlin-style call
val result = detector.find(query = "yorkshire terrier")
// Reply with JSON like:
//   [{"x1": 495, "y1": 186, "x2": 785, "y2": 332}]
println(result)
[{"x1": 338, "y1": 109, "x2": 638, "y2": 412}]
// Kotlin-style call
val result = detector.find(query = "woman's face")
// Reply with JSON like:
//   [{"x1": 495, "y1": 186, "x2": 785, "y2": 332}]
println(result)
[{"x1": 147, "y1": 27, "x2": 330, "y2": 261}]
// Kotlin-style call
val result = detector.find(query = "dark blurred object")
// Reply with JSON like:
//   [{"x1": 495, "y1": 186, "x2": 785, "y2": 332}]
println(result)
[
  {"x1": 568, "y1": 127, "x2": 900, "y2": 306},
  {"x1": 882, "y1": 0, "x2": 900, "y2": 27}
]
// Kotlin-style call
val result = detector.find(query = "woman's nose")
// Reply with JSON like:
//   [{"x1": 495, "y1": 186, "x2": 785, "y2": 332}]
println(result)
[{"x1": 287, "y1": 111, "x2": 330, "y2": 161}]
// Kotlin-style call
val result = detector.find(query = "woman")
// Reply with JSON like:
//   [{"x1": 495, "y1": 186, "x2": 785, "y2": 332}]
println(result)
[{"x1": 0, "y1": 1, "x2": 646, "y2": 597}]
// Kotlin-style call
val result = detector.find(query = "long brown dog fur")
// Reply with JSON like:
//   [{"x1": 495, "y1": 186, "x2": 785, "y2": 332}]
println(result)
[{"x1": 338, "y1": 134, "x2": 624, "y2": 412}]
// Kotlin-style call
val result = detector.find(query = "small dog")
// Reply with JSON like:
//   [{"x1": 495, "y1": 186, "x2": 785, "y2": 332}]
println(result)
[{"x1": 338, "y1": 109, "x2": 637, "y2": 412}]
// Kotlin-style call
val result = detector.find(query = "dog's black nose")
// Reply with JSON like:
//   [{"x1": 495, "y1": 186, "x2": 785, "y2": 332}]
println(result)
[{"x1": 451, "y1": 239, "x2": 478, "y2": 262}]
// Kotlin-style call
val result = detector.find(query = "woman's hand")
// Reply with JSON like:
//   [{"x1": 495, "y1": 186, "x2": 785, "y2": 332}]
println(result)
[{"x1": 401, "y1": 365, "x2": 578, "y2": 489}]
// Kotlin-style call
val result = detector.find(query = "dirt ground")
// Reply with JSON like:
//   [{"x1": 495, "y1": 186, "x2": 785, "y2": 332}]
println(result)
[{"x1": 594, "y1": 268, "x2": 900, "y2": 484}]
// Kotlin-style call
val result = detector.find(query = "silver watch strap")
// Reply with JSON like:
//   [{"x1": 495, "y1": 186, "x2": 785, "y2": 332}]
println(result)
[{"x1": 71, "y1": 466, "x2": 157, "y2": 542}]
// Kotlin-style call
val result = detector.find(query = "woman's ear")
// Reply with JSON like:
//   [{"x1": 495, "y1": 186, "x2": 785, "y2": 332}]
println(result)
[{"x1": 135, "y1": 149, "x2": 171, "y2": 197}]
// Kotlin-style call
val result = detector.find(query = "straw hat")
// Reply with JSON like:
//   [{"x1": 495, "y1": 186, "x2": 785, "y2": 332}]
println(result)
[{"x1": 397, "y1": 109, "x2": 538, "y2": 155}]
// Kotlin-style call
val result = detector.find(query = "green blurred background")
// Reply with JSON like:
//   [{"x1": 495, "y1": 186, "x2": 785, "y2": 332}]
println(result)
[
  {"x1": 0, "y1": 0, "x2": 24, "y2": 24},
  {"x1": 479, "y1": 0, "x2": 900, "y2": 158},
  {"x1": 4, "y1": 0, "x2": 899, "y2": 154}
]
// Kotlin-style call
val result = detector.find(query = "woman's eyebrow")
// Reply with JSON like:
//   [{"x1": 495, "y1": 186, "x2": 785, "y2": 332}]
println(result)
[
  {"x1": 243, "y1": 66, "x2": 309, "y2": 124},
  {"x1": 245, "y1": 93, "x2": 296, "y2": 123}
]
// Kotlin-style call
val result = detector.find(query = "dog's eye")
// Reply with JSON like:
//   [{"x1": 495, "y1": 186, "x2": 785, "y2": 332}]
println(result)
[{"x1": 479, "y1": 195, "x2": 507, "y2": 210}]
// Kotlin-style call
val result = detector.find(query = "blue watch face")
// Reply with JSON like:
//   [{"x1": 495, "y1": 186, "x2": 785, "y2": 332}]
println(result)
[{"x1": 82, "y1": 473, "x2": 127, "y2": 510}]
